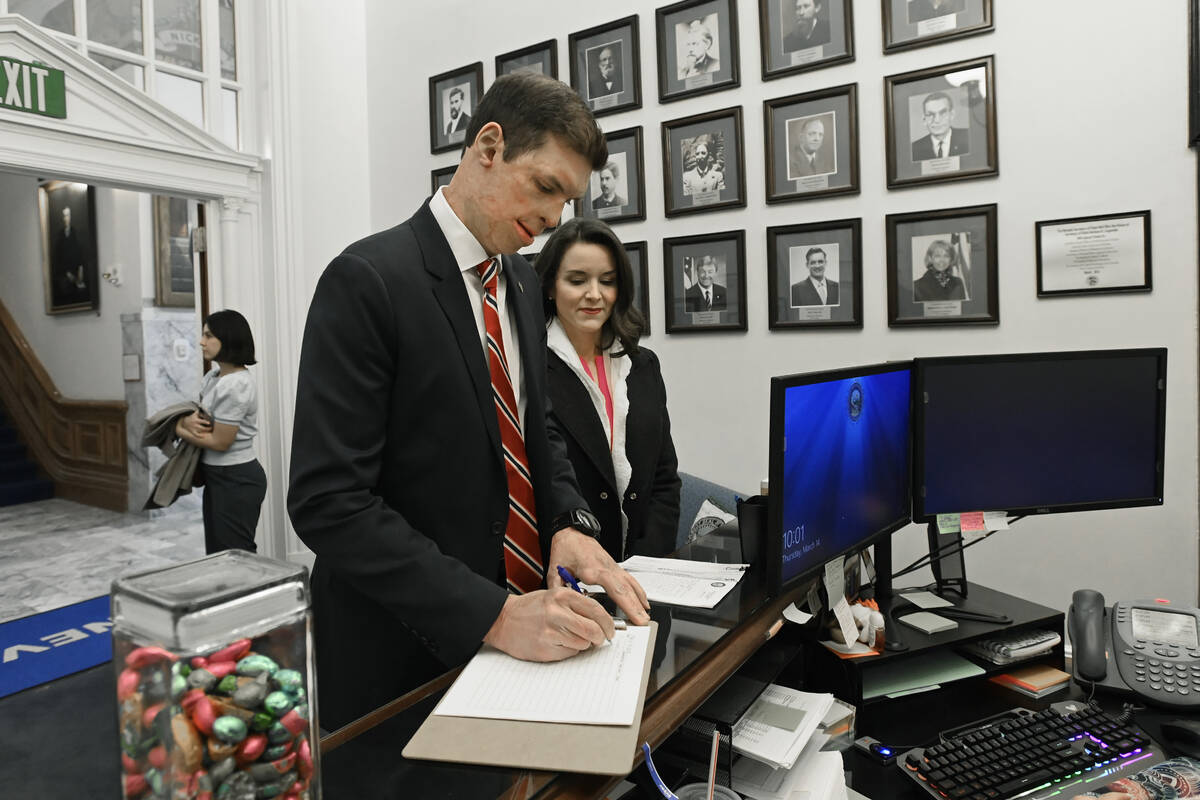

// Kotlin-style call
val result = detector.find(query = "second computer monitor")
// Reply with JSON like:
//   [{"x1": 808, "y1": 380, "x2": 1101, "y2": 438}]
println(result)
[{"x1": 767, "y1": 362, "x2": 913, "y2": 593}]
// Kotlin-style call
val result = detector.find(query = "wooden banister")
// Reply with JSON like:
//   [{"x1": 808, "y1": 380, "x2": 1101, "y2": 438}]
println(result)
[{"x1": 0, "y1": 297, "x2": 128, "y2": 511}]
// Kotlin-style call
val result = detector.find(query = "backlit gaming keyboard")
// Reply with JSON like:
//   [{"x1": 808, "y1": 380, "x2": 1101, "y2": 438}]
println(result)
[{"x1": 898, "y1": 700, "x2": 1162, "y2": 800}]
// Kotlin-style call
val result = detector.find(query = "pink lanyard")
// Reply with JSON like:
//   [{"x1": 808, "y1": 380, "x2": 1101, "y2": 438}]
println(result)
[{"x1": 581, "y1": 355, "x2": 615, "y2": 451}]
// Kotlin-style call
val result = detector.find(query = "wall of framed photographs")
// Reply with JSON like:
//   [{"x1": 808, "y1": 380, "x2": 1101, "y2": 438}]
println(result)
[{"x1": 363, "y1": 0, "x2": 1199, "y2": 607}]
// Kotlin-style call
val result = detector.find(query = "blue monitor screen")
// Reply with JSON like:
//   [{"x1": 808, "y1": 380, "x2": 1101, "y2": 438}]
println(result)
[{"x1": 774, "y1": 365, "x2": 912, "y2": 587}]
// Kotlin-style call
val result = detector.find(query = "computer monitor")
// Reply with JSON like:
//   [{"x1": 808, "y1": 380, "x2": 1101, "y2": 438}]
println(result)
[
  {"x1": 766, "y1": 362, "x2": 913, "y2": 595},
  {"x1": 913, "y1": 348, "x2": 1167, "y2": 521}
]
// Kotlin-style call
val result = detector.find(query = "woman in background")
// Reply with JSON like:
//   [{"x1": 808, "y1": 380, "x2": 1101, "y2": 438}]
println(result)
[
  {"x1": 536, "y1": 218, "x2": 681, "y2": 560},
  {"x1": 174, "y1": 309, "x2": 265, "y2": 553}
]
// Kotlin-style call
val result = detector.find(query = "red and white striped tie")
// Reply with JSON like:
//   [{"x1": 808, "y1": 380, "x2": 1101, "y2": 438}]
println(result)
[{"x1": 476, "y1": 257, "x2": 544, "y2": 593}]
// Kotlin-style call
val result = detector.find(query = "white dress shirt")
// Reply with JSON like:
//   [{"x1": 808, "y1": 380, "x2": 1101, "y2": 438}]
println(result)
[{"x1": 429, "y1": 187, "x2": 525, "y2": 424}]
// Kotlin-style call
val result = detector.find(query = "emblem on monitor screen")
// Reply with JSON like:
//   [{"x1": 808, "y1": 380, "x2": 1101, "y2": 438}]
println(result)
[{"x1": 848, "y1": 381, "x2": 863, "y2": 422}]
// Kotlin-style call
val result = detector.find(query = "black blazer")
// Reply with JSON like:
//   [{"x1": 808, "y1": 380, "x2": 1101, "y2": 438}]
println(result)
[
  {"x1": 546, "y1": 346, "x2": 681, "y2": 561},
  {"x1": 790, "y1": 278, "x2": 840, "y2": 307},
  {"x1": 288, "y1": 202, "x2": 586, "y2": 729}
]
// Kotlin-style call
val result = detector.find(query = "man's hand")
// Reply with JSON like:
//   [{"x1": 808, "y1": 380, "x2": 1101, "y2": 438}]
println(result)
[
  {"x1": 175, "y1": 411, "x2": 212, "y2": 438},
  {"x1": 546, "y1": 528, "x2": 650, "y2": 625},
  {"x1": 482, "y1": 588, "x2": 615, "y2": 662}
]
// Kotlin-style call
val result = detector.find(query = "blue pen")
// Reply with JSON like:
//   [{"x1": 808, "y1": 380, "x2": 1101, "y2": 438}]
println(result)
[
  {"x1": 557, "y1": 564, "x2": 585, "y2": 594},
  {"x1": 556, "y1": 566, "x2": 627, "y2": 630}
]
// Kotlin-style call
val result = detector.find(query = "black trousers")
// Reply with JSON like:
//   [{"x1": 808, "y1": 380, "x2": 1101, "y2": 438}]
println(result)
[{"x1": 201, "y1": 459, "x2": 267, "y2": 554}]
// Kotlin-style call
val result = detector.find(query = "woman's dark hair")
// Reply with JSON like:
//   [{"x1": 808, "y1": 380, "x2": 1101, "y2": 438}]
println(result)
[
  {"x1": 464, "y1": 73, "x2": 607, "y2": 170},
  {"x1": 535, "y1": 218, "x2": 645, "y2": 355},
  {"x1": 204, "y1": 309, "x2": 257, "y2": 366}
]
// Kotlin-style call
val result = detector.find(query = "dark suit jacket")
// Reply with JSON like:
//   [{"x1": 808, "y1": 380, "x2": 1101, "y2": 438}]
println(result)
[
  {"x1": 684, "y1": 282, "x2": 727, "y2": 312},
  {"x1": 546, "y1": 347, "x2": 680, "y2": 560},
  {"x1": 288, "y1": 202, "x2": 586, "y2": 729},
  {"x1": 908, "y1": 0, "x2": 966, "y2": 22},
  {"x1": 592, "y1": 193, "x2": 626, "y2": 209},
  {"x1": 782, "y1": 17, "x2": 830, "y2": 51},
  {"x1": 789, "y1": 147, "x2": 835, "y2": 178},
  {"x1": 445, "y1": 111, "x2": 471, "y2": 135},
  {"x1": 791, "y1": 278, "x2": 839, "y2": 307},
  {"x1": 588, "y1": 68, "x2": 622, "y2": 99},
  {"x1": 911, "y1": 128, "x2": 969, "y2": 161},
  {"x1": 913, "y1": 271, "x2": 966, "y2": 302}
]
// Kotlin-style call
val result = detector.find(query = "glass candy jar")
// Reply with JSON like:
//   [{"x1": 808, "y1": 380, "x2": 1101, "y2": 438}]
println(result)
[{"x1": 111, "y1": 550, "x2": 320, "y2": 800}]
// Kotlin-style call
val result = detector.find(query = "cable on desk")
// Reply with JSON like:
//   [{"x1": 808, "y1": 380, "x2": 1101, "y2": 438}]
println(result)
[{"x1": 889, "y1": 516, "x2": 1029, "y2": 581}]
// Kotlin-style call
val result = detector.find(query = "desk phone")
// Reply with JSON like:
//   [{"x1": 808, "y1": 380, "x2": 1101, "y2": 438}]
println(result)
[{"x1": 1069, "y1": 589, "x2": 1200, "y2": 709}]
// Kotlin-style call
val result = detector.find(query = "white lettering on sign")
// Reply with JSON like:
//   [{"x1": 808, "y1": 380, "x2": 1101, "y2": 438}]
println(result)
[
  {"x1": 3, "y1": 60, "x2": 20, "y2": 107},
  {"x1": 3, "y1": 643, "x2": 49, "y2": 663},
  {"x1": 42, "y1": 627, "x2": 88, "y2": 647},
  {"x1": 1, "y1": 616, "x2": 112, "y2": 662}
]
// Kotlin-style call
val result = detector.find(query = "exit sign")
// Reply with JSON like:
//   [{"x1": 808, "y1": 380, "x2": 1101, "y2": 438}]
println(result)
[{"x1": 0, "y1": 56, "x2": 65, "y2": 118}]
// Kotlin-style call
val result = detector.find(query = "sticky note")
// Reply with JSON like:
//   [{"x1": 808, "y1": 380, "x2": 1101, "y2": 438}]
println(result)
[
  {"x1": 959, "y1": 511, "x2": 986, "y2": 533},
  {"x1": 824, "y1": 556, "x2": 845, "y2": 604},
  {"x1": 937, "y1": 513, "x2": 961, "y2": 534}
]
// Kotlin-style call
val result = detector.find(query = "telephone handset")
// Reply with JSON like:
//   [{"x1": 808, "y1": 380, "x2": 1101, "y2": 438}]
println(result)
[{"x1": 1068, "y1": 589, "x2": 1200, "y2": 709}]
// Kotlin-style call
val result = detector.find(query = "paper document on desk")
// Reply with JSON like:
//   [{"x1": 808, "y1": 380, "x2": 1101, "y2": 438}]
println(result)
[
  {"x1": 731, "y1": 683, "x2": 834, "y2": 771},
  {"x1": 732, "y1": 735, "x2": 845, "y2": 800},
  {"x1": 432, "y1": 625, "x2": 651, "y2": 725},
  {"x1": 578, "y1": 555, "x2": 748, "y2": 608}
]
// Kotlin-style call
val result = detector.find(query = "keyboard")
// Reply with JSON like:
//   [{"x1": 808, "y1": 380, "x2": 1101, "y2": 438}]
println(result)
[{"x1": 897, "y1": 700, "x2": 1163, "y2": 800}]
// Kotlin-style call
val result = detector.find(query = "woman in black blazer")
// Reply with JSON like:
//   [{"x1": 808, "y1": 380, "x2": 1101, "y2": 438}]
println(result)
[{"x1": 536, "y1": 218, "x2": 681, "y2": 560}]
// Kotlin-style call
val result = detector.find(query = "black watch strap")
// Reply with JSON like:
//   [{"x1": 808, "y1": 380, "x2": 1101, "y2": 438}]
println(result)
[{"x1": 550, "y1": 508, "x2": 601, "y2": 538}]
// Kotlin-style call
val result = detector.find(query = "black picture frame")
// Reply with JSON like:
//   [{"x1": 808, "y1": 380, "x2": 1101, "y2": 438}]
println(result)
[
  {"x1": 1035, "y1": 210, "x2": 1153, "y2": 298},
  {"x1": 886, "y1": 203, "x2": 998, "y2": 327},
  {"x1": 881, "y1": 0, "x2": 993, "y2": 54},
  {"x1": 662, "y1": 106, "x2": 746, "y2": 218},
  {"x1": 152, "y1": 195, "x2": 198, "y2": 309},
  {"x1": 496, "y1": 39, "x2": 558, "y2": 80},
  {"x1": 656, "y1": 0, "x2": 741, "y2": 104},
  {"x1": 1191, "y1": 0, "x2": 1200, "y2": 147},
  {"x1": 431, "y1": 164, "x2": 456, "y2": 195},
  {"x1": 568, "y1": 15, "x2": 642, "y2": 118},
  {"x1": 39, "y1": 180, "x2": 99, "y2": 315},
  {"x1": 574, "y1": 126, "x2": 646, "y2": 225},
  {"x1": 663, "y1": 230, "x2": 747, "y2": 333},
  {"x1": 765, "y1": 83, "x2": 859, "y2": 203},
  {"x1": 767, "y1": 218, "x2": 863, "y2": 329},
  {"x1": 624, "y1": 240, "x2": 651, "y2": 335},
  {"x1": 429, "y1": 62, "x2": 484, "y2": 155},
  {"x1": 884, "y1": 54, "x2": 997, "y2": 189},
  {"x1": 758, "y1": 0, "x2": 855, "y2": 81}
]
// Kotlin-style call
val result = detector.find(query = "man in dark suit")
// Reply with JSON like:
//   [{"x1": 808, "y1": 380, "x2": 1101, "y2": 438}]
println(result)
[
  {"x1": 908, "y1": 0, "x2": 966, "y2": 23},
  {"x1": 790, "y1": 247, "x2": 839, "y2": 306},
  {"x1": 588, "y1": 44, "x2": 622, "y2": 99},
  {"x1": 684, "y1": 255, "x2": 727, "y2": 311},
  {"x1": 592, "y1": 161, "x2": 626, "y2": 209},
  {"x1": 782, "y1": 0, "x2": 830, "y2": 52},
  {"x1": 444, "y1": 86, "x2": 471, "y2": 137},
  {"x1": 289, "y1": 73, "x2": 651, "y2": 731},
  {"x1": 51, "y1": 206, "x2": 89, "y2": 307},
  {"x1": 788, "y1": 117, "x2": 835, "y2": 178},
  {"x1": 911, "y1": 91, "x2": 970, "y2": 161}
]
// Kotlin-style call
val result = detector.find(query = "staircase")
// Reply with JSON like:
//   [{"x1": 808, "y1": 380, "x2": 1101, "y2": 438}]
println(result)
[{"x1": 0, "y1": 404, "x2": 53, "y2": 507}]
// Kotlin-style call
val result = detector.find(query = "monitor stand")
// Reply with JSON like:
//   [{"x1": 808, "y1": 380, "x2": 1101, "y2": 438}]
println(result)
[{"x1": 870, "y1": 525, "x2": 1012, "y2": 652}]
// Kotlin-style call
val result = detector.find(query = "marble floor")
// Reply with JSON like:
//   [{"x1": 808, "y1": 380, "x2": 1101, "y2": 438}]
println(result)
[{"x1": 0, "y1": 497, "x2": 205, "y2": 624}]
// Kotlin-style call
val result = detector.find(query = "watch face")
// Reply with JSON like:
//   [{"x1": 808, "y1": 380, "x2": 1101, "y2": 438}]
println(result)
[{"x1": 575, "y1": 509, "x2": 601, "y2": 536}]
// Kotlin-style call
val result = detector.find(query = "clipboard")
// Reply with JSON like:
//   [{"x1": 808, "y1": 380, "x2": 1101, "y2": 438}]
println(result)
[{"x1": 403, "y1": 621, "x2": 658, "y2": 775}]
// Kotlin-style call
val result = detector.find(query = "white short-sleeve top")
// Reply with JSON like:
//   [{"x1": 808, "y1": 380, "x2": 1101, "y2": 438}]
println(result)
[{"x1": 197, "y1": 367, "x2": 258, "y2": 466}]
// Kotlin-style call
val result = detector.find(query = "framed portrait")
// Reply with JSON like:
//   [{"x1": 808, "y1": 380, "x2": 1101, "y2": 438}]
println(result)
[
  {"x1": 884, "y1": 55, "x2": 997, "y2": 189},
  {"x1": 765, "y1": 83, "x2": 859, "y2": 203},
  {"x1": 624, "y1": 240, "x2": 651, "y2": 335},
  {"x1": 766, "y1": 218, "x2": 862, "y2": 329},
  {"x1": 886, "y1": 203, "x2": 998, "y2": 327},
  {"x1": 429, "y1": 62, "x2": 483, "y2": 154},
  {"x1": 430, "y1": 164, "x2": 455, "y2": 195},
  {"x1": 574, "y1": 126, "x2": 645, "y2": 224},
  {"x1": 662, "y1": 106, "x2": 746, "y2": 218},
  {"x1": 568, "y1": 15, "x2": 641, "y2": 118},
  {"x1": 153, "y1": 195, "x2": 199, "y2": 309},
  {"x1": 881, "y1": 0, "x2": 993, "y2": 54},
  {"x1": 656, "y1": 0, "x2": 740, "y2": 103},
  {"x1": 1036, "y1": 210, "x2": 1152, "y2": 297},
  {"x1": 496, "y1": 39, "x2": 558, "y2": 79},
  {"x1": 39, "y1": 180, "x2": 98, "y2": 315},
  {"x1": 663, "y1": 230, "x2": 747, "y2": 333},
  {"x1": 758, "y1": 0, "x2": 855, "y2": 81}
]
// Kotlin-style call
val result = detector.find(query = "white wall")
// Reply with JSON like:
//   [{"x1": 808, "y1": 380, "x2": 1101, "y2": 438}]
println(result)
[
  {"x1": 359, "y1": 0, "x2": 1198, "y2": 611},
  {"x1": 0, "y1": 172, "x2": 146, "y2": 400}
]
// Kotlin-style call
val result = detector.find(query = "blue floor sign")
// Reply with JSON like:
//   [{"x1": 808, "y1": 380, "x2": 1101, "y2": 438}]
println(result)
[{"x1": 0, "y1": 595, "x2": 112, "y2": 698}]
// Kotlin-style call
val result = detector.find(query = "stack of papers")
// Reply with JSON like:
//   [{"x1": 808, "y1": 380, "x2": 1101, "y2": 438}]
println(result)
[
  {"x1": 579, "y1": 555, "x2": 748, "y2": 608},
  {"x1": 730, "y1": 684, "x2": 834, "y2": 771},
  {"x1": 731, "y1": 734, "x2": 847, "y2": 800}
]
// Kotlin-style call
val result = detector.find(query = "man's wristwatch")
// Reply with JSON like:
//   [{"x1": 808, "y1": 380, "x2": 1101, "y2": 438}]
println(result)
[{"x1": 549, "y1": 508, "x2": 601, "y2": 538}]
